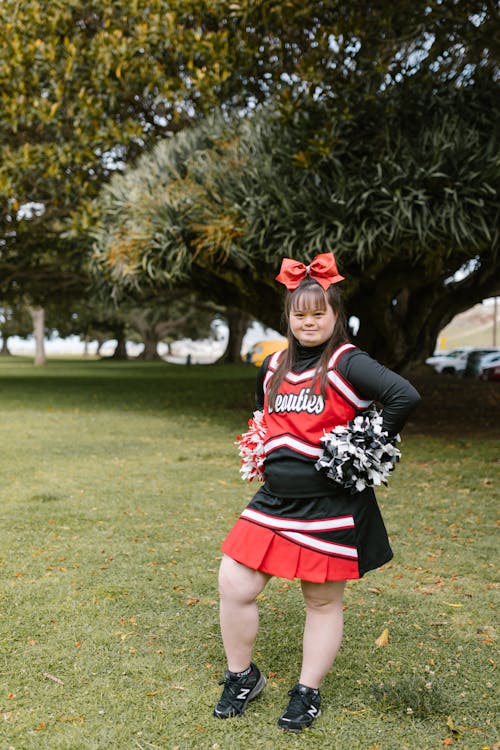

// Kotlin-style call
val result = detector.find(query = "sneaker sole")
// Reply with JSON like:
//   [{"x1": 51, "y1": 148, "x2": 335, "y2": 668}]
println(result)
[{"x1": 277, "y1": 708, "x2": 321, "y2": 732}]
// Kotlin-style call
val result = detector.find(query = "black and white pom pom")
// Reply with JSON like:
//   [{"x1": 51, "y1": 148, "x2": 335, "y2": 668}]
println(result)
[
  {"x1": 315, "y1": 407, "x2": 401, "y2": 493},
  {"x1": 235, "y1": 410, "x2": 267, "y2": 482}
]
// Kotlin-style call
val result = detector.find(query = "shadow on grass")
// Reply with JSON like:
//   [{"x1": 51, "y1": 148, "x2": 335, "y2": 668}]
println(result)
[{"x1": 0, "y1": 358, "x2": 256, "y2": 422}]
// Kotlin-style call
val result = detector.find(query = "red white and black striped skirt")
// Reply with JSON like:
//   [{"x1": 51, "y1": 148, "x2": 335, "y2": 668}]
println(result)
[{"x1": 221, "y1": 484, "x2": 393, "y2": 583}]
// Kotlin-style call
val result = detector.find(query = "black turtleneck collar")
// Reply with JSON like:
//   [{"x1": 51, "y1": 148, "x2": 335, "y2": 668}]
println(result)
[{"x1": 293, "y1": 339, "x2": 328, "y2": 372}]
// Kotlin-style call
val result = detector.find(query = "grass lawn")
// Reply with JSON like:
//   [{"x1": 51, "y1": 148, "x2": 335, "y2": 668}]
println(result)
[{"x1": 0, "y1": 358, "x2": 498, "y2": 750}]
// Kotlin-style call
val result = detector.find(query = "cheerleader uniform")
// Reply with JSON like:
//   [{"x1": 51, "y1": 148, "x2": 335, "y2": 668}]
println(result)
[{"x1": 222, "y1": 340, "x2": 421, "y2": 583}]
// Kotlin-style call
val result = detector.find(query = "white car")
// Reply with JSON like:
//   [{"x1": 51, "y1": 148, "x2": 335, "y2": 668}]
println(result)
[{"x1": 425, "y1": 347, "x2": 474, "y2": 375}]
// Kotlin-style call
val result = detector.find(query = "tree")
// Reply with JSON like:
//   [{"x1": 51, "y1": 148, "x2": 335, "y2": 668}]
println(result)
[
  {"x1": 0, "y1": 304, "x2": 32, "y2": 355},
  {"x1": 127, "y1": 292, "x2": 220, "y2": 360},
  {"x1": 3, "y1": 0, "x2": 495, "y2": 296},
  {"x1": 91, "y1": 69, "x2": 499, "y2": 369},
  {"x1": 0, "y1": 0, "x2": 273, "y2": 356},
  {"x1": 2, "y1": 0, "x2": 498, "y2": 366},
  {"x1": 2, "y1": 0, "x2": 352, "y2": 305}
]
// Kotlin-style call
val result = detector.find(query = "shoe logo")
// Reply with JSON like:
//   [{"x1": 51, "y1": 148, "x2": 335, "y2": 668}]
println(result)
[
  {"x1": 237, "y1": 688, "x2": 251, "y2": 700},
  {"x1": 307, "y1": 705, "x2": 319, "y2": 717}
]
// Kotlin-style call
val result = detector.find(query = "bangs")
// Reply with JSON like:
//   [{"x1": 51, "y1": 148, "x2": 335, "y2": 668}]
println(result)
[{"x1": 290, "y1": 285, "x2": 328, "y2": 312}]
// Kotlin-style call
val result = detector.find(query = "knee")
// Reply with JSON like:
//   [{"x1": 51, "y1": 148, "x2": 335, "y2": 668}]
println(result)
[
  {"x1": 218, "y1": 556, "x2": 267, "y2": 603},
  {"x1": 218, "y1": 560, "x2": 239, "y2": 599},
  {"x1": 304, "y1": 594, "x2": 339, "y2": 613},
  {"x1": 302, "y1": 581, "x2": 345, "y2": 613}
]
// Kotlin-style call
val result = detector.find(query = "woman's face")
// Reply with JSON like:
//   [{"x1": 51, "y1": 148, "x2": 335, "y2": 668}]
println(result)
[{"x1": 289, "y1": 299, "x2": 337, "y2": 347}]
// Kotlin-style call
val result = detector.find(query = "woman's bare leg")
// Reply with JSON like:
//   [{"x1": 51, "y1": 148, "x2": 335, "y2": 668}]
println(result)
[
  {"x1": 218, "y1": 554, "x2": 271, "y2": 672},
  {"x1": 299, "y1": 579, "x2": 346, "y2": 688}
]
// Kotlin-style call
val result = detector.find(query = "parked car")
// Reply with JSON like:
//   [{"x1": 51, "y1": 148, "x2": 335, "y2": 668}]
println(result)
[
  {"x1": 463, "y1": 348, "x2": 500, "y2": 378},
  {"x1": 425, "y1": 347, "x2": 474, "y2": 375},
  {"x1": 426, "y1": 346, "x2": 500, "y2": 376},
  {"x1": 479, "y1": 352, "x2": 500, "y2": 381},
  {"x1": 245, "y1": 339, "x2": 288, "y2": 367}
]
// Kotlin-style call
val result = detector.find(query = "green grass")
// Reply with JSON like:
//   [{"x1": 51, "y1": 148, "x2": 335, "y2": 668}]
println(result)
[{"x1": 0, "y1": 358, "x2": 498, "y2": 750}]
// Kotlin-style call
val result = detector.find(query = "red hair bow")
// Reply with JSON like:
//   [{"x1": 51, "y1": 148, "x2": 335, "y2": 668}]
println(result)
[{"x1": 275, "y1": 252, "x2": 345, "y2": 291}]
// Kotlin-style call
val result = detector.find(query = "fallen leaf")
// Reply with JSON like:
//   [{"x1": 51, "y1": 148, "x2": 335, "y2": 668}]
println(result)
[
  {"x1": 187, "y1": 598, "x2": 200, "y2": 606},
  {"x1": 43, "y1": 673, "x2": 64, "y2": 686},
  {"x1": 375, "y1": 628, "x2": 389, "y2": 648}
]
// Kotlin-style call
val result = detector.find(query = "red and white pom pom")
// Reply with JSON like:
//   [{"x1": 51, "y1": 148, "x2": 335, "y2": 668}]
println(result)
[{"x1": 235, "y1": 410, "x2": 267, "y2": 482}]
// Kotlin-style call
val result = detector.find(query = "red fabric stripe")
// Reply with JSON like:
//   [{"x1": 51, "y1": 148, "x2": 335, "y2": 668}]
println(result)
[{"x1": 221, "y1": 519, "x2": 360, "y2": 583}]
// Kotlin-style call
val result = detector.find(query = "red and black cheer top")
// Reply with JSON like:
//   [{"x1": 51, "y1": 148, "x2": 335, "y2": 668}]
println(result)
[
  {"x1": 263, "y1": 343, "x2": 371, "y2": 459},
  {"x1": 222, "y1": 341, "x2": 421, "y2": 582}
]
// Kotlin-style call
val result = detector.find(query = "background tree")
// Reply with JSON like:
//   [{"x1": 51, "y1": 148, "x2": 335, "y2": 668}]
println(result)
[
  {"x1": 2, "y1": 0, "x2": 353, "y2": 306},
  {"x1": 2, "y1": 0, "x2": 497, "y2": 366},
  {"x1": 0, "y1": 304, "x2": 33, "y2": 356},
  {"x1": 92, "y1": 72, "x2": 499, "y2": 369},
  {"x1": 0, "y1": 0, "x2": 263, "y2": 359},
  {"x1": 127, "y1": 292, "x2": 221, "y2": 360}
]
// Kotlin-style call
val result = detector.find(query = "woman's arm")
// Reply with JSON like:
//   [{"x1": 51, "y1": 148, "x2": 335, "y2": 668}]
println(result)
[{"x1": 339, "y1": 349, "x2": 421, "y2": 437}]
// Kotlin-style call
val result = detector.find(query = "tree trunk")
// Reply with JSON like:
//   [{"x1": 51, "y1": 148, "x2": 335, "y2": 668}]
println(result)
[
  {"x1": 28, "y1": 306, "x2": 46, "y2": 366},
  {"x1": 216, "y1": 307, "x2": 251, "y2": 364},
  {"x1": 128, "y1": 311, "x2": 164, "y2": 360},
  {"x1": 83, "y1": 335, "x2": 90, "y2": 357},
  {"x1": 136, "y1": 332, "x2": 160, "y2": 360},
  {"x1": 348, "y1": 256, "x2": 500, "y2": 371},
  {"x1": 110, "y1": 325, "x2": 128, "y2": 360},
  {"x1": 0, "y1": 336, "x2": 11, "y2": 356}
]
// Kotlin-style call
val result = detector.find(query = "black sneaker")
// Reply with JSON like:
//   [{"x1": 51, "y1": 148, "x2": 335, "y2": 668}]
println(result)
[
  {"x1": 213, "y1": 663, "x2": 266, "y2": 718},
  {"x1": 277, "y1": 683, "x2": 321, "y2": 732}
]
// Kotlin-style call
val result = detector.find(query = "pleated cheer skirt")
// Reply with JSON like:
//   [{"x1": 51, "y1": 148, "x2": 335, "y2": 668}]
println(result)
[{"x1": 221, "y1": 484, "x2": 393, "y2": 583}]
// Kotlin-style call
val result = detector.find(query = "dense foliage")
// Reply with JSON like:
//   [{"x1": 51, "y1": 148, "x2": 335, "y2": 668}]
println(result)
[
  {"x1": 1, "y1": 1, "x2": 498, "y2": 365},
  {"x1": 93, "y1": 74, "x2": 499, "y2": 367}
]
